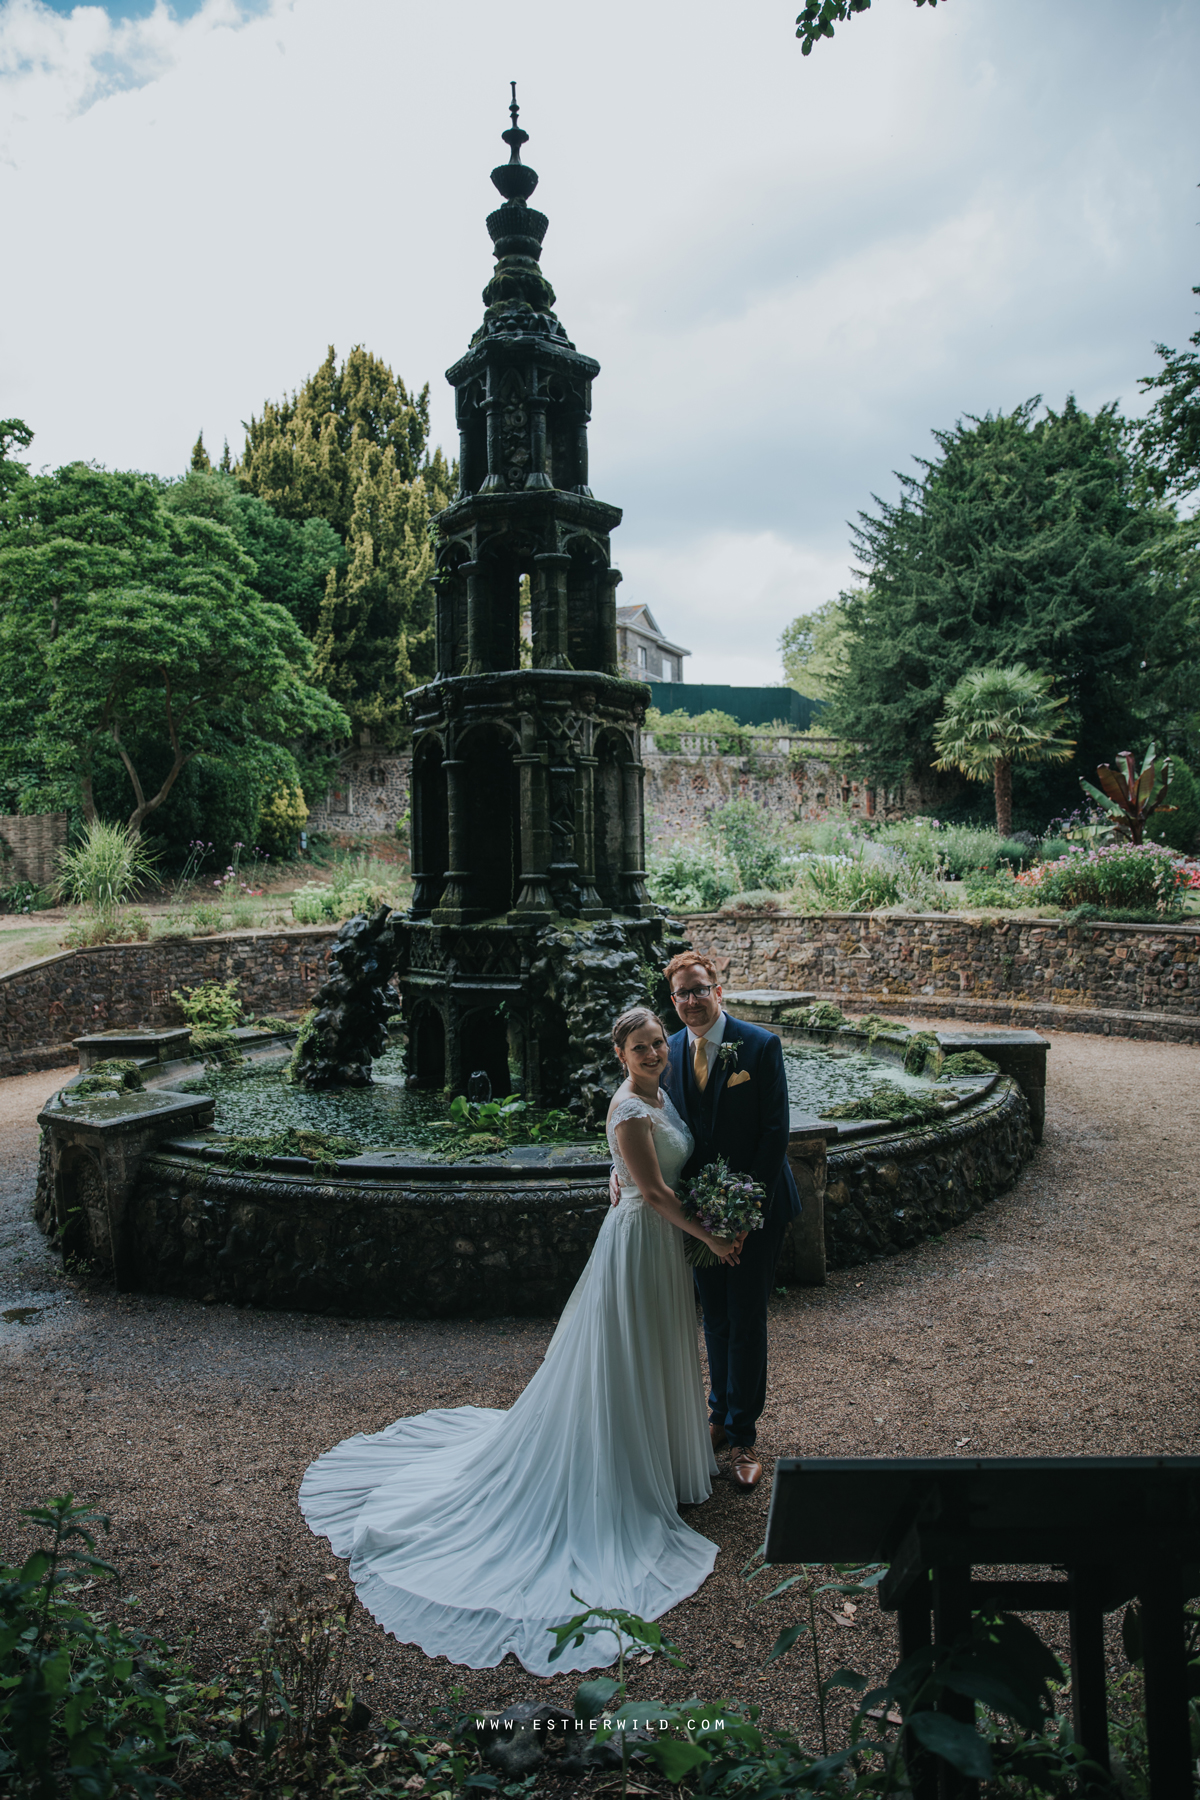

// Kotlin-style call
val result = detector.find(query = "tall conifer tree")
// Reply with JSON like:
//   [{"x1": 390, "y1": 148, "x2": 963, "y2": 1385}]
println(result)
[
  {"x1": 236, "y1": 346, "x2": 455, "y2": 742},
  {"x1": 824, "y1": 397, "x2": 1192, "y2": 814}
]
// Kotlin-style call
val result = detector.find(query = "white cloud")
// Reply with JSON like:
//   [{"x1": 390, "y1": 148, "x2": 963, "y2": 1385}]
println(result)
[
  {"x1": 2, "y1": 0, "x2": 1198, "y2": 690},
  {"x1": 620, "y1": 530, "x2": 850, "y2": 687}
]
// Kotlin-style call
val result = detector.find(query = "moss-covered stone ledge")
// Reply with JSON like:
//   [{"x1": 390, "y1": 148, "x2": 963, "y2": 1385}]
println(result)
[{"x1": 0, "y1": 927, "x2": 335, "y2": 1077}]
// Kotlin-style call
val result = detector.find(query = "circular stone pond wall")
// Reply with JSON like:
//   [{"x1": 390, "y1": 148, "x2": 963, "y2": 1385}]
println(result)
[{"x1": 36, "y1": 1024, "x2": 1036, "y2": 1315}]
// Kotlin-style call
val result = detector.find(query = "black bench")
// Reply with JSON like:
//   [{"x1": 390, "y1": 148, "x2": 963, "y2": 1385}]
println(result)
[{"x1": 765, "y1": 1457, "x2": 1200, "y2": 1798}]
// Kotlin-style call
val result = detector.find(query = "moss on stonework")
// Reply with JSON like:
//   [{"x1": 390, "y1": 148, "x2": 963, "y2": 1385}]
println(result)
[
  {"x1": 903, "y1": 1031, "x2": 941, "y2": 1077},
  {"x1": 221, "y1": 1128, "x2": 364, "y2": 1173},
  {"x1": 74, "y1": 1058, "x2": 144, "y2": 1096},
  {"x1": 823, "y1": 1084, "x2": 946, "y2": 1124},
  {"x1": 781, "y1": 1001, "x2": 847, "y2": 1031},
  {"x1": 855, "y1": 1013, "x2": 904, "y2": 1044},
  {"x1": 941, "y1": 1051, "x2": 999, "y2": 1076}
]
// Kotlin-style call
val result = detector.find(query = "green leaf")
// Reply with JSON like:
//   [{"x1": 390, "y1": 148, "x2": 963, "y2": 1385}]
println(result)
[
  {"x1": 907, "y1": 1709, "x2": 995, "y2": 1778},
  {"x1": 646, "y1": 1738, "x2": 711, "y2": 1780},
  {"x1": 822, "y1": 1667, "x2": 868, "y2": 1696},
  {"x1": 573, "y1": 1676, "x2": 622, "y2": 1723},
  {"x1": 765, "y1": 1621, "x2": 810, "y2": 1663}
]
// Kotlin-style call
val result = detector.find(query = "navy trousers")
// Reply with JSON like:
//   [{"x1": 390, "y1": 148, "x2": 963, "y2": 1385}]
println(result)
[{"x1": 692, "y1": 1189, "x2": 789, "y2": 1448}]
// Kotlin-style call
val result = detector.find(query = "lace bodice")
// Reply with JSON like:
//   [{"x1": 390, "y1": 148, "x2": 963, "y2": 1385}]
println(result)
[{"x1": 606, "y1": 1089, "x2": 694, "y2": 1203}]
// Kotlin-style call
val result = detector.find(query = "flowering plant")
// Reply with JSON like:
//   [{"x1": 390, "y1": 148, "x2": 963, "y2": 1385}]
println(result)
[
  {"x1": 679, "y1": 1156, "x2": 765, "y2": 1268},
  {"x1": 716, "y1": 1041, "x2": 741, "y2": 1072},
  {"x1": 1017, "y1": 842, "x2": 1186, "y2": 913}
]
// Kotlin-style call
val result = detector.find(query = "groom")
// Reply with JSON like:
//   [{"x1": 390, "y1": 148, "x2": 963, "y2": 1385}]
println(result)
[{"x1": 661, "y1": 950, "x2": 801, "y2": 1493}]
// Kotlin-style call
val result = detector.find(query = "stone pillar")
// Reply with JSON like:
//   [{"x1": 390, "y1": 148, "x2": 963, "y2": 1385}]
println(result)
[
  {"x1": 532, "y1": 552, "x2": 571, "y2": 670},
  {"x1": 510, "y1": 719, "x2": 554, "y2": 918},
  {"x1": 434, "y1": 758, "x2": 471, "y2": 919},
  {"x1": 576, "y1": 749, "x2": 607, "y2": 917},
  {"x1": 620, "y1": 756, "x2": 651, "y2": 913},
  {"x1": 779, "y1": 1135, "x2": 828, "y2": 1284},
  {"x1": 525, "y1": 383, "x2": 553, "y2": 491},
  {"x1": 599, "y1": 567, "x2": 621, "y2": 675},
  {"x1": 480, "y1": 398, "x2": 505, "y2": 493},
  {"x1": 464, "y1": 562, "x2": 489, "y2": 674},
  {"x1": 573, "y1": 415, "x2": 593, "y2": 497}
]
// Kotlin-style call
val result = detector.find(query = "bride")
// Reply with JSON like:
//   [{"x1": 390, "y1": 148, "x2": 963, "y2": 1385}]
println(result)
[{"x1": 298, "y1": 1005, "x2": 739, "y2": 1675}]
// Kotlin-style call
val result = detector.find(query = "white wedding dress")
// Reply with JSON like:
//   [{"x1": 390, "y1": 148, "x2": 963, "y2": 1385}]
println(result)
[{"x1": 298, "y1": 1089, "x2": 719, "y2": 1674}]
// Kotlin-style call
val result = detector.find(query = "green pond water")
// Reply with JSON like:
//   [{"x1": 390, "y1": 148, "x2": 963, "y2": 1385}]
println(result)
[{"x1": 181, "y1": 1041, "x2": 942, "y2": 1152}]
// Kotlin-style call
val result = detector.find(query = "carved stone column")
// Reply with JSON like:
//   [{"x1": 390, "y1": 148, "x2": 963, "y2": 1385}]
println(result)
[
  {"x1": 464, "y1": 561, "x2": 489, "y2": 674},
  {"x1": 525, "y1": 377, "x2": 553, "y2": 491},
  {"x1": 532, "y1": 551, "x2": 571, "y2": 669},
  {"x1": 510, "y1": 711, "x2": 554, "y2": 919},
  {"x1": 599, "y1": 567, "x2": 621, "y2": 675},
  {"x1": 621, "y1": 756, "x2": 651, "y2": 914},
  {"x1": 433, "y1": 757, "x2": 472, "y2": 920},
  {"x1": 480, "y1": 395, "x2": 506, "y2": 493},
  {"x1": 573, "y1": 413, "x2": 593, "y2": 497}
]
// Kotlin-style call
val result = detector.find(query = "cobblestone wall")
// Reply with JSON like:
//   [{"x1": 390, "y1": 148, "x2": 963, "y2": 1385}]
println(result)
[
  {"x1": 682, "y1": 910, "x2": 1200, "y2": 1039},
  {"x1": 305, "y1": 751, "x2": 411, "y2": 836},
  {"x1": 299, "y1": 742, "x2": 948, "y2": 848},
  {"x1": 641, "y1": 739, "x2": 953, "y2": 850},
  {"x1": 0, "y1": 928, "x2": 337, "y2": 1075},
  {"x1": 0, "y1": 813, "x2": 68, "y2": 886}
]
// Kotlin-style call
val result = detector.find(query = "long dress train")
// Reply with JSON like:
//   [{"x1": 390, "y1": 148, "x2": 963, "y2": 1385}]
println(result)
[{"x1": 298, "y1": 1089, "x2": 718, "y2": 1674}]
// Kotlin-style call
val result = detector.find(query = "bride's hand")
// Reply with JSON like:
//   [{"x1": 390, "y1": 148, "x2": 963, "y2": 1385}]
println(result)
[{"x1": 706, "y1": 1233, "x2": 740, "y2": 1265}]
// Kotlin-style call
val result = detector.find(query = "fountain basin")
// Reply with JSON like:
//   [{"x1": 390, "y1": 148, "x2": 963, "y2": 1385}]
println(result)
[{"x1": 35, "y1": 1025, "x2": 1036, "y2": 1314}]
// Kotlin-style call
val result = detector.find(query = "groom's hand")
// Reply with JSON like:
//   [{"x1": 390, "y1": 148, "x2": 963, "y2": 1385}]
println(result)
[{"x1": 609, "y1": 1167, "x2": 620, "y2": 1207}]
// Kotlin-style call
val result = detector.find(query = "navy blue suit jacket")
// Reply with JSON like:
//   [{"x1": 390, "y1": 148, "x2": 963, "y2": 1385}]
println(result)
[{"x1": 663, "y1": 1014, "x2": 801, "y2": 1223}]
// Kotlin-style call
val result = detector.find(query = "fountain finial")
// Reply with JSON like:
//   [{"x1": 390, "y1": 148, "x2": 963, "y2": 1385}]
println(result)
[{"x1": 492, "y1": 84, "x2": 537, "y2": 201}]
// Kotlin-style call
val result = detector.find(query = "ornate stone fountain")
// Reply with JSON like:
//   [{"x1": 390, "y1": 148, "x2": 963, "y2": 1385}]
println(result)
[{"x1": 297, "y1": 95, "x2": 681, "y2": 1113}]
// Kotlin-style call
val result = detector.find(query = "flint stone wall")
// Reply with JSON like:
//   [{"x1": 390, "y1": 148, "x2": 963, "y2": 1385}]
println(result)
[
  {"x1": 0, "y1": 928, "x2": 337, "y2": 1077},
  {"x1": 298, "y1": 742, "x2": 952, "y2": 851},
  {"x1": 683, "y1": 910, "x2": 1200, "y2": 1041},
  {"x1": 5, "y1": 910, "x2": 1199, "y2": 1075},
  {"x1": 0, "y1": 813, "x2": 69, "y2": 888}
]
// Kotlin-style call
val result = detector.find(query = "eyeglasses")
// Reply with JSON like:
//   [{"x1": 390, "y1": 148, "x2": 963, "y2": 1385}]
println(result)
[{"x1": 671, "y1": 984, "x2": 714, "y2": 1002}]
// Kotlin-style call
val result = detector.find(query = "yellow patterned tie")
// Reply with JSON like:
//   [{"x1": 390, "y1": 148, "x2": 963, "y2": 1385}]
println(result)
[{"x1": 693, "y1": 1037, "x2": 709, "y2": 1093}]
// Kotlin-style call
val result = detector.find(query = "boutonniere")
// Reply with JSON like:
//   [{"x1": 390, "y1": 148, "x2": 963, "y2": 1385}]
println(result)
[{"x1": 716, "y1": 1042, "x2": 741, "y2": 1072}]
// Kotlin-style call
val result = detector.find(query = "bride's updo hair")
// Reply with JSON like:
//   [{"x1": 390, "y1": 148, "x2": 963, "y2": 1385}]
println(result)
[{"x1": 612, "y1": 1006, "x2": 665, "y2": 1058}]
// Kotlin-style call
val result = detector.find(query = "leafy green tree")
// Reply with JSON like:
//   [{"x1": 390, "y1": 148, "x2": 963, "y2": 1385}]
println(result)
[
  {"x1": 0, "y1": 463, "x2": 347, "y2": 834},
  {"x1": 826, "y1": 397, "x2": 1193, "y2": 819},
  {"x1": 795, "y1": 0, "x2": 943, "y2": 56},
  {"x1": 0, "y1": 419, "x2": 33, "y2": 498},
  {"x1": 190, "y1": 431, "x2": 212, "y2": 473},
  {"x1": 779, "y1": 595, "x2": 851, "y2": 699},
  {"x1": 1137, "y1": 282, "x2": 1200, "y2": 501},
  {"x1": 932, "y1": 663, "x2": 1074, "y2": 837},
  {"x1": 163, "y1": 468, "x2": 343, "y2": 635}
]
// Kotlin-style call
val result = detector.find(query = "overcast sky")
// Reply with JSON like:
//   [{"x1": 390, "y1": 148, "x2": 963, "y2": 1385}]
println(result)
[{"x1": 3, "y1": 0, "x2": 1198, "y2": 684}]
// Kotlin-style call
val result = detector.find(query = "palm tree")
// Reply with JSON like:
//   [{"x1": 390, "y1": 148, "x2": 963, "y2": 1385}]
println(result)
[{"x1": 932, "y1": 663, "x2": 1075, "y2": 837}]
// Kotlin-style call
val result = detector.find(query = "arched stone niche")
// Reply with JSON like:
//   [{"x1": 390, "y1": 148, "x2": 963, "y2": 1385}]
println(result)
[
  {"x1": 454, "y1": 721, "x2": 519, "y2": 919},
  {"x1": 410, "y1": 732, "x2": 449, "y2": 918}
]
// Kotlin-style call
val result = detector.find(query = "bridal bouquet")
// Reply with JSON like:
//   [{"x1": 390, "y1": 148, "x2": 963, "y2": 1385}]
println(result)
[{"x1": 679, "y1": 1157, "x2": 766, "y2": 1268}]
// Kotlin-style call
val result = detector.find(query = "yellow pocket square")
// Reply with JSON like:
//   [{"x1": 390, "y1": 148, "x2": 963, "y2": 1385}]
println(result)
[{"x1": 726, "y1": 1070, "x2": 751, "y2": 1087}]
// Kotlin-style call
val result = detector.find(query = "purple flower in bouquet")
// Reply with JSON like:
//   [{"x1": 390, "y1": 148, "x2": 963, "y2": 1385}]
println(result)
[{"x1": 679, "y1": 1155, "x2": 766, "y2": 1268}]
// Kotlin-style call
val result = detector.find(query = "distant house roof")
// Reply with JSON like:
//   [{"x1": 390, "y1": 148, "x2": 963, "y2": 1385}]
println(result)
[{"x1": 615, "y1": 603, "x2": 691, "y2": 658}]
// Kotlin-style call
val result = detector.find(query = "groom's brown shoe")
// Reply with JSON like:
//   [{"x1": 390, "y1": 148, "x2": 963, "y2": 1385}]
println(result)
[
  {"x1": 728, "y1": 1447, "x2": 763, "y2": 1491},
  {"x1": 710, "y1": 1420, "x2": 728, "y2": 1454}
]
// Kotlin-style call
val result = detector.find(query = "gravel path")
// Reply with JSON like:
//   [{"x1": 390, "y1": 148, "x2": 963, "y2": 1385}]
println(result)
[{"x1": 2, "y1": 1028, "x2": 1197, "y2": 1755}]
